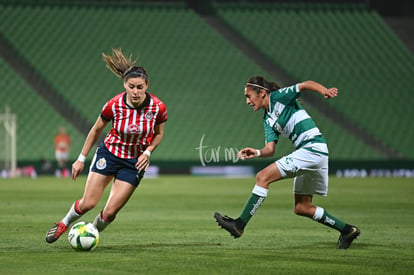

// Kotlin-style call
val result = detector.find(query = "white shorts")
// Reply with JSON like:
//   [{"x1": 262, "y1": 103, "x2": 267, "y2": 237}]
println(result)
[
  {"x1": 55, "y1": 151, "x2": 69, "y2": 161},
  {"x1": 275, "y1": 145, "x2": 329, "y2": 196}
]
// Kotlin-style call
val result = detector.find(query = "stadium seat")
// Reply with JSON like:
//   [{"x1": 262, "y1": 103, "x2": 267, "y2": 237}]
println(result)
[{"x1": 1, "y1": 2, "x2": 411, "y2": 166}]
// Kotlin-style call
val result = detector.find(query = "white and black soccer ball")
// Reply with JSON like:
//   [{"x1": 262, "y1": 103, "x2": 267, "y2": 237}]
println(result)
[{"x1": 68, "y1": 221, "x2": 100, "y2": 251}]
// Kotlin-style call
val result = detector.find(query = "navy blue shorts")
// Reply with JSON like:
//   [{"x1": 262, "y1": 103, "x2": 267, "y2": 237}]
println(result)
[{"x1": 90, "y1": 144, "x2": 145, "y2": 187}]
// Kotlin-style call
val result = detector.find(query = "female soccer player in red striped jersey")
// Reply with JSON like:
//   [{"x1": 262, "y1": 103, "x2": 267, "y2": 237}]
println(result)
[{"x1": 46, "y1": 49, "x2": 167, "y2": 243}]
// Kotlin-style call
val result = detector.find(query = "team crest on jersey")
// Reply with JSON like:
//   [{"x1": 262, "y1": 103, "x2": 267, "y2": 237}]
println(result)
[
  {"x1": 145, "y1": 111, "x2": 153, "y2": 120},
  {"x1": 96, "y1": 158, "x2": 107, "y2": 170},
  {"x1": 128, "y1": 124, "x2": 140, "y2": 134}
]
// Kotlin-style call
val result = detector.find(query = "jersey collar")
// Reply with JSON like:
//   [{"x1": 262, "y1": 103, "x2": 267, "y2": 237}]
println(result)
[{"x1": 123, "y1": 92, "x2": 151, "y2": 109}]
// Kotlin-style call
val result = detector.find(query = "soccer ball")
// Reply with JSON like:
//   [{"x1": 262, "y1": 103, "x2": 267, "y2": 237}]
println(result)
[{"x1": 68, "y1": 221, "x2": 100, "y2": 251}]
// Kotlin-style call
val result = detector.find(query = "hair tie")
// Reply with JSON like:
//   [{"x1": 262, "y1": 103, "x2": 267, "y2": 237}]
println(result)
[
  {"x1": 246, "y1": 83, "x2": 269, "y2": 90},
  {"x1": 123, "y1": 66, "x2": 148, "y2": 79}
]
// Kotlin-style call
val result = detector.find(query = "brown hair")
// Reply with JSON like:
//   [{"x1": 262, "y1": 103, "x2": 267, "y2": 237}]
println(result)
[
  {"x1": 102, "y1": 48, "x2": 148, "y2": 83},
  {"x1": 246, "y1": 76, "x2": 280, "y2": 94}
]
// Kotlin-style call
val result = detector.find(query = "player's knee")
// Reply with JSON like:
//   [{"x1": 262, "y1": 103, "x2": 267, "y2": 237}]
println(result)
[
  {"x1": 79, "y1": 200, "x2": 97, "y2": 213},
  {"x1": 294, "y1": 204, "x2": 311, "y2": 217},
  {"x1": 256, "y1": 170, "x2": 270, "y2": 188},
  {"x1": 102, "y1": 210, "x2": 117, "y2": 222}
]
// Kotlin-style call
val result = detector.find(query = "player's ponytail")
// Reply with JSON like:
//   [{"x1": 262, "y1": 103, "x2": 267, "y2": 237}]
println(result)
[
  {"x1": 102, "y1": 48, "x2": 134, "y2": 78},
  {"x1": 268, "y1": 81, "x2": 281, "y2": 91},
  {"x1": 102, "y1": 48, "x2": 148, "y2": 83}
]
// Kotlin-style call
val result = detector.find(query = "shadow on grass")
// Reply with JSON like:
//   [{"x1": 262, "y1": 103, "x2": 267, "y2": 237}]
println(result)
[{"x1": 102, "y1": 241, "x2": 224, "y2": 250}]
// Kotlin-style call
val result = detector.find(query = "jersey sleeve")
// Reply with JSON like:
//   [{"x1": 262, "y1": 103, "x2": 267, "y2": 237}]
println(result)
[
  {"x1": 156, "y1": 101, "x2": 167, "y2": 124},
  {"x1": 264, "y1": 120, "x2": 279, "y2": 144},
  {"x1": 100, "y1": 100, "x2": 114, "y2": 122},
  {"x1": 274, "y1": 84, "x2": 301, "y2": 104}
]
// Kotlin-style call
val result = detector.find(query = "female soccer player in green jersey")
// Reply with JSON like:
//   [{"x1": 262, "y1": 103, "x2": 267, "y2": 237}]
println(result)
[{"x1": 214, "y1": 76, "x2": 360, "y2": 249}]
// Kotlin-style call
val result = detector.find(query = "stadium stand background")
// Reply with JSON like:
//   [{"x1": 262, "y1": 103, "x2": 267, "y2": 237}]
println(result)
[{"x1": 0, "y1": 0, "x2": 413, "y2": 175}]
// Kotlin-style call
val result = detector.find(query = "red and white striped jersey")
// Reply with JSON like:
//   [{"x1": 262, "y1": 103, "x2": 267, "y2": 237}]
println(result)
[{"x1": 100, "y1": 92, "x2": 167, "y2": 159}]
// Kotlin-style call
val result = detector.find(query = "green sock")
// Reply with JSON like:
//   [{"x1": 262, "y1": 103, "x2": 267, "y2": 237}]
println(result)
[
  {"x1": 313, "y1": 207, "x2": 346, "y2": 232},
  {"x1": 239, "y1": 185, "x2": 268, "y2": 224}
]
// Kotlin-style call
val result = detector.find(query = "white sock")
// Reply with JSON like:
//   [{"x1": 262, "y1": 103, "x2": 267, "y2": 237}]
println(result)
[
  {"x1": 61, "y1": 201, "x2": 82, "y2": 226},
  {"x1": 93, "y1": 212, "x2": 112, "y2": 232},
  {"x1": 252, "y1": 185, "x2": 269, "y2": 197},
  {"x1": 312, "y1": 206, "x2": 324, "y2": 221}
]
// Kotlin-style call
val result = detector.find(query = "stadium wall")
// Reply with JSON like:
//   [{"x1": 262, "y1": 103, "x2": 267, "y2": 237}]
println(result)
[{"x1": 1, "y1": 1, "x2": 413, "y2": 177}]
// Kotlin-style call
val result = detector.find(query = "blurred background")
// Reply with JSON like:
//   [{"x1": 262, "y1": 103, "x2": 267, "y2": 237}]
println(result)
[{"x1": 0, "y1": 0, "x2": 413, "y2": 178}]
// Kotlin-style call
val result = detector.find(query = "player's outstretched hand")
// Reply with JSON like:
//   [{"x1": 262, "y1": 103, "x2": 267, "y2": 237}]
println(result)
[
  {"x1": 72, "y1": 161, "x2": 85, "y2": 181},
  {"x1": 237, "y1": 147, "x2": 258, "y2": 160},
  {"x1": 136, "y1": 154, "x2": 150, "y2": 172},
  {"x1": 324, "y1": 88, "x2": 338, "y2": 99}
]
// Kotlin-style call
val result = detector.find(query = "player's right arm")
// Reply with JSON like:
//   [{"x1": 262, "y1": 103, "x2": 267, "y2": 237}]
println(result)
[{"x1": 72, "y1": 116, "x2": 108, "y2": 180}]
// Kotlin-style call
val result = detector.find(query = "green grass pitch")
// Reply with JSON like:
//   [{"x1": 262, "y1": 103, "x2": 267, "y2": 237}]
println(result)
[{"x1": 0, "y1": 175, "x2": 413, "y2": 274}]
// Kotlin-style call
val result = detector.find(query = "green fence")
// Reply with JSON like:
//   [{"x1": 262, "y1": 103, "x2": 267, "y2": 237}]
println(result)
[{"x1": 0, "y1": 2, "x2": 412, "y2": 174}]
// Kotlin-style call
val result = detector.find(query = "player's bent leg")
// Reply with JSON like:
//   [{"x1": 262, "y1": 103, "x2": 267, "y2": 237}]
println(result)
[
  {"x1": 103, "y1": 179, "x2": 136, "y2": 218},
  {"x1": 94, "y1": 179, "x2": 136, "y2": 232},
  {"x1": 45, "y1": 173, "x2": 113, "y2": 244},
  {"x1": 93, "y1": 211, "x2": 113, "y2": 232},
  {"x1": 215, "y1": 163, "x2": 283, "y2": 238},
  {"x1": 79, "y1": 172, "x2": 113, "y2": 212},
  {"x1": 256, "y1": 162, "x2": 283, "y2": 188},
  {"x1": 294, "y1": 194, "x2": 316, "y2": 218},
  {"x1": 299, "y1": 194, "x2": 361, "y2": 249}
]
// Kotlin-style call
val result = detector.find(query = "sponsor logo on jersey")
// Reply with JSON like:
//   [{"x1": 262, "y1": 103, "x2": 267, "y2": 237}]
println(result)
[
  {"x1": 96, "y1": 158, "x2": 107, "y2": 170},
  {"x1": 128, "y1": 124, "x2": 140, "y2": 134}
]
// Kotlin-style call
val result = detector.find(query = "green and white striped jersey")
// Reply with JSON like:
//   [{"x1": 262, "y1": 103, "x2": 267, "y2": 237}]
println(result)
[{"x1": 263, "y1": 84, "x2": 328, "y2": 154}]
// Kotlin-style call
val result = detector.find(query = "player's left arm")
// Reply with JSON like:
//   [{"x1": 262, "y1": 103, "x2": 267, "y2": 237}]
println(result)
[
  {"x1": 146, "y1": 122, "x2": 165, "y2": 154},
  {"x1": 136, "y1": 122, "x2": 165, "y2": 171},
  {"x1": 147, "y1": 101, "x2": 167, "y2": 154},
  {"x1": 298, "y1": 80, "x2": 338, "y2": 99}
]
